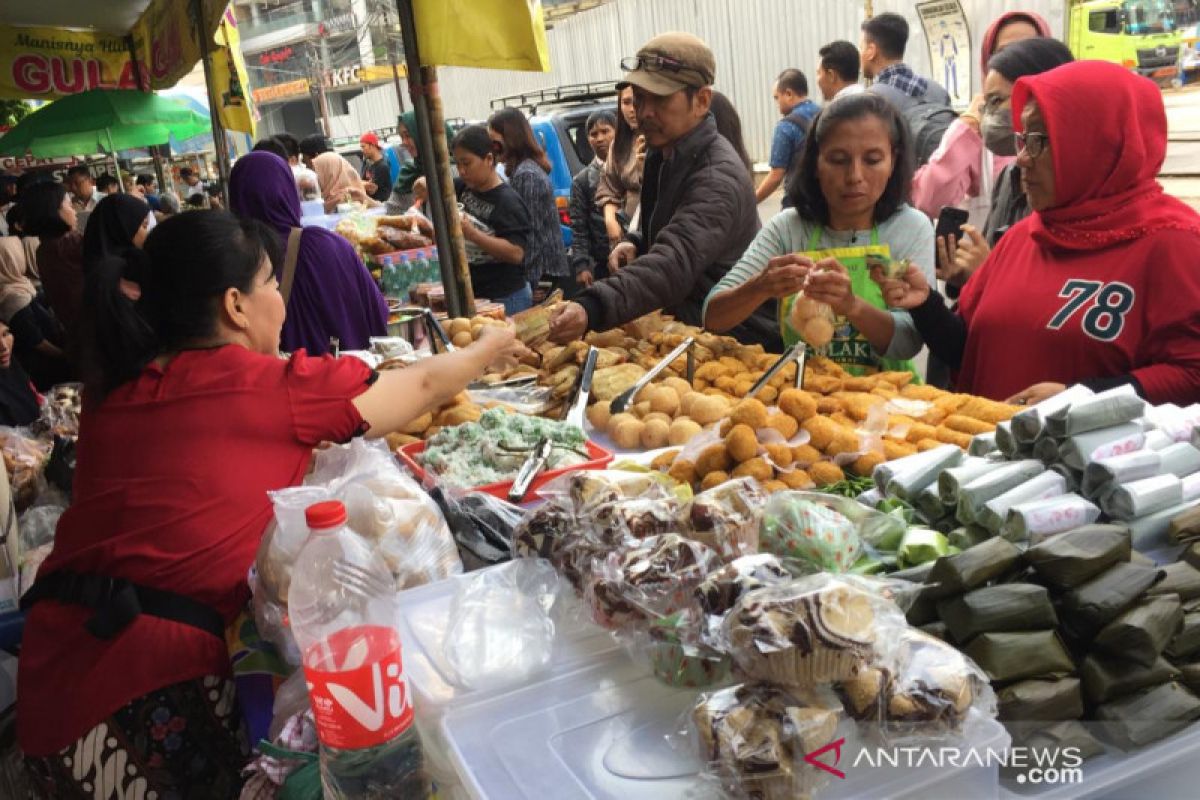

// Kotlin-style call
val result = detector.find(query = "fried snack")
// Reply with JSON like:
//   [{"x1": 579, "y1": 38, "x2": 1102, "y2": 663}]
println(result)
[
  {"x1": 957, "y1": 396, "x2": 1022, "y2": 424},
  {"x1": 808, "y1": 356, "x2": 849, "y2": 377},
  {"x1": 792, "y1": 444, "x2": 822, "y2": 466},
  {"x1": 401, "y1": 412, "x2": 433, "y2": 436},
  {"x1": 765, "y1": 443, "x2": 793, "y2": 468},
  {"x1": 633, "y1": 401, "x2": 653, "y2": 418},
  {"x1": 843, "y1": 376, "x2": 878, "y2": 392},
  {"x1": 766, "y1": 413, "x2": 800, "y2": 440},
  {"x1": 700, "y1": 470, "x2": 730, "y2": 491},
  {"x1": 758, "y1": 386, "x2": 780, "y2": 405},
  {"x1": 883, "y1": 439, "x2": 919, "y2": 460},
  {"x1": 641, "y1": 419, "x2": 671, "y2": 450},
  {"x1": 435, "y1": 404, "x2": 482, "y2": 427},
  {"x1": 452, "y1": 331, "x2": 473, "y2": 348},
  {"x1": 826, "y1": 427, "x2": 862, "y2": 458},
  {"x1": 716, "y1": 376, "x2": 740, "y2": 393},
  {"x1": 905, "y1": 422, "x2": 939, "y2": 444},
  {"x1": 651, "y1": 449, "x2": 681, "y2": 471},
  {"x1": 829, "y1": 413, "x2": 857, "y2": 430},
  {"x1": 385, "y1": 432, "x2": 420, "y2": 451},
  {"x1": 662, "y1": 376, "x2": 693, "y2": 400},
  {"x1": 901, "y1": 384, "x2": 946, "y2": 402},
  {"x1": 917, "y1": 438, "x2": 944, "y2": 452},
  {"x1": 585, "y1": 328, "x2": 626, "y2": 348},
  {"x1": 726, "y1": 424, "x2": 760, "y2": 463},
  {"x1": 447, "y1": 317, "x2": 472, "y2": 337},
  {"x1": 669, "y1": 418, "x2": 703, "y2": 446},
  {"x1": 851, "y1": 452, "x2": 886, "y2": 477},
  {"x1": 810, "y1": 461, "x2": 845, "y2": 486},
  {"x1": 935, "y1": 426, "x2": 973, "y2": 449},
  {"x1": 780, "y1": 469, "x2": 815, "y2": 490},
  {"x1": 764, "y1": 480, "x2": 790, "y2": 493},
  {"x1": 804, "y1": 374, "x2": 844, "y2": 394},
  {"x1": 871, "y1": 384, "x2": 900, "y2": 399},
  {"x1": 643, "y1": 412, "x2": 672, "y2": 427},
  {"x1": 877, "y1": 371, "x2": 915, "y2": 388},
  {"x1": 840, "y1": 392, "x2": 886, "y2": 421},
  {"x1": 692, "y1": 395, "x2": 731, "y2": 426},
  {"x1": 696, "y1": 362, "x2": 729, "y2": 382},
  {"x1": 921, "y1": 407, "x2": 950, "y2": 426},
  {"x1": 779, "y1": 389, "x2": 819, "y2": 423},
  {"x1": 802, "y1": 416, "x2": 841, "y2": 450},
  {"x1": 669, "y1": 460, "x2": 698, "y2": 486},
  {"x1": 943, "y1": 415, "x2": 996, "y2": 436},
  {"x1": 697, "y1": 444, "x2": 734, "y2": 476},
  {"x1": 730, "y1": 398, "x2": 769, "y2": 430},
  {"x1": 816, "y1": 397, "x2": 844, "y2": 415},
  {"x1": 934, "y1": 394, "x2": 970, "y2": 415},
  {"x1": 732, "y1": 457, "x2": 773, "y2": 482},
  {"x1": 592, "y1": 363, "x2": 648, "y2": 401},
  {"x1": 733, "y1": 378, "x2": 755, "y2": 397}
]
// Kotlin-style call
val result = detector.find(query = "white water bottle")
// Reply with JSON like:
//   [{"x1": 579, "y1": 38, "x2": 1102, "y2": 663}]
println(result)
[{"x1": 289, "y1": 500, "x2": 430, "y2": 799}]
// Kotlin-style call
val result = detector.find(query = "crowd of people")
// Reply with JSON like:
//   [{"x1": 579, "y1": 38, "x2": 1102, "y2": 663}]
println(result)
[{"x1": 3, "y1": 8, "x2": 1200, "y2": 798}]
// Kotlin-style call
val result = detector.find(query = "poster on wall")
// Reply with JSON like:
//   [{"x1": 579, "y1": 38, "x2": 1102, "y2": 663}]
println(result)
[{"x1": 916, "y1": 0, "x2": 972, "y2": 110}]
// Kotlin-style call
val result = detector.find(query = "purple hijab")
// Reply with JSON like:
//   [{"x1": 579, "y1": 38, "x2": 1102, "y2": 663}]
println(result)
[{"x1": 229, "y1": 152, "x2": 387, "y2": 355}]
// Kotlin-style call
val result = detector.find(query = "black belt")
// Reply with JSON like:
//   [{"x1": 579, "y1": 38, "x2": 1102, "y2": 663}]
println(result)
[{"x1": 20, "y1": 571, "x2": 226, "y2": 642}]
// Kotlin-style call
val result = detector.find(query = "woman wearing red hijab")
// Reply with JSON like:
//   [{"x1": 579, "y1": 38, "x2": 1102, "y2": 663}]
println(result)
[{"x1": 881, "y1": 60, "x2": 1200, "y2": 407}]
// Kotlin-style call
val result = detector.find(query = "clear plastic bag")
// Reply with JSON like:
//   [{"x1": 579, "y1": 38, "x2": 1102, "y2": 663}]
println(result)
[
  {"x1": 787, "y1": 291, "x2": 837, "y2": 350},
  {"x1": 758, "y1": 493, "x2": 862, "y2": 572},
  {"x1": 687, "y1": 478, "x2": 768, "y2": 559},
  {"x1": 427, "y1": 486, "x2": 522, "y2": 570},
  {"x1": 0, "y1": 426, "x2": 51, "y2": 511},
  {"x1": 443, "y1": 559, "x2": 567, "y2": 692},
  {"x1": 761, "y1": 491, "x2": 906, "y2": 566},
  {"x1": 691, "y1": 682, "x2": 843, "y2": 800}
]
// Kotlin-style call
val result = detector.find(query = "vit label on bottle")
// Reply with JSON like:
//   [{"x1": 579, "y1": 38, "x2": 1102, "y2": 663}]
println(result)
[{"x1": 304, "y1": 625, "x2": 414, "y2": 749}]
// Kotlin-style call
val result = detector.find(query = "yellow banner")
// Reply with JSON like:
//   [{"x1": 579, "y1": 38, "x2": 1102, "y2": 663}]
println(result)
[
  {"x1": 0, "y1": 0, "x2": 225, "y2": 100},
  {"x1": 211, "y1": 9, "x2": 256, "y2": 136},
  {"x1": 413, "y1": 0, "x2": 550, "y2": 72}
]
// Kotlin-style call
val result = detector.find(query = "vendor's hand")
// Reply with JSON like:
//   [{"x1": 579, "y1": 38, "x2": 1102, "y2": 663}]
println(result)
[
  {"x1": 803, "y1": 258, "x2": 856, "y2": 317},
  {"x1": 413, "y1": 176, "x2": 428, "y2": 203},
  {"x1": 605, "y1": 218, "x2": 624, "y2": 245},
  {"x1": 473, "y1": 323, "x2": 526, "y2": 369},
  {"x1": 549, "y1": 301, "x2": 589, "y2": 344},
  {"x1": 608, "y1": 241, "x2": 637, "y2": 272},
  {"x1": 874, "y1": 262, "x2": 931, "y2": 310},
  {"x1": 1006, "y1": 382, "x2": 1067, "y2": 407},
  {"x1": 952, "y1": 225, "x2": 990, "y2": 280},
  {"x1": 750, "y1": 254, "x2": 813, "y2": 300},
  {"x1": 577, "y1": 270, "x2": 594, "y2": 288}
]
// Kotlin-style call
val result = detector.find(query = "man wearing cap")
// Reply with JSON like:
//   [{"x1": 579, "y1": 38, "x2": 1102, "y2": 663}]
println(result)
[
  {"x1": 359, "y1": 132, "x2": 392, "y2": 202},
  {"x1": 549, "y1": 32, "x2": 773, "y2": 348}
]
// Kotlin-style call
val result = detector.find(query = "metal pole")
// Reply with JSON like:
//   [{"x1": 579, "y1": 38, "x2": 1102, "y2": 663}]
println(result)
[
  {"x1": 388, "y1": 39, "x2": 406, "y2": 114},
  {"x1": 394, "y1": 0, "x2": 473, "y2": 318},
  {"x1": 193, "y1": 0, "x2": 232, "y2": 185}
]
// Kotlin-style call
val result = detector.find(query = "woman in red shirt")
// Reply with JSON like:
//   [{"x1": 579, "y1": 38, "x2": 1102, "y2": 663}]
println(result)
[
  {"x1": 17, "y1": 210, "x2": 521, "y2": 797},
  {"x1": 879, "y1": 60, "x2": 1200, "y2": 406}
]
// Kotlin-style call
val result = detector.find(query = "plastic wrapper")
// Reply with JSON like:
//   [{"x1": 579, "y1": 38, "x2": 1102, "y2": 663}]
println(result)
[
  {"x1": 913, "y1": 484, "x2": 952, "y2": 524},
  {"x1": 976, "y1": 471, "x2": 1068, "y2": 536},
  {"x1": 758, "y1": 493, "x2": 862, "y2": 572},
  {"x1": 1082, "y1": 449, "x2": 1161, "y2": 500},
  {"x1": 1042, "y1": 384, "x2": 1144, "y2": 438},
  {"x1": 1057, "y1": 422, "x2": 1146, "y2": 470},
  {"x1": 1159, "y1": 441, "x2": 1200, "y2": 478},
  {"x1": 0, "y1": 426, "x2": 51, "y2": 511},
  {"x1": 722, "y1": 574, "x2": 900, "y2": 688},
  {"x1": 691, "y1": 683, "x2": 842, "y2": 800},
  {"x1": 1102, "y1": 474, "x2": 1184, "y2": 521},
  {"x1": 872, "y1": 444, "x2": 962, "y2": 499},
  {"x1": 585, "y1": 533, "x2": 722, "y2": 630},
  {"x1": 968, "y1": 432, "x2": 997, "y2": 457},
  {"x1": 995, "y1": 420, "x2": 1024, "y2": 458},
  {"x1": 466, "y1": 382, "x2": 556, "y2": 415},
  {"x1": 1002, "y1": 493, "x2": 1102, "y2": 543},
  {"x1": 936, "y1": 457, "x2": 993, "y2": 506},
  {"x1": 623, "y1": 612, "x2": 733, "y2": 689},
  {"x1": 443, "y1": 559, "x2": 567, "y2": 692},
  {"x1": 1010, "y1": 384, "x2": 1096, "y2": 444},
  {"x1": 427, "y1": 486, "x2": 522, "y2": 569},
  {"x1": 786, "y1": 291, "x2": 837, "y2": 351},
  {"x1": 687, "y1": 478, "x2": 767, "y2": 558},
  {"x1": 1144, "y1": 403, "x2": 1200, "y2": 443},
  {"x1": 836, "y1": 624, "x2": 996, "y2": 740},
  {"x1": 956, "y1": 459, "x2": 1045, "y2": 524},
  {"x1": 1183, "y1": 473, "x2": 1200, "y2": 504},
  {"x1": 32, "y1": 383, "x2": 82, "y2": 440},
  {"x1": 897, "y1": 527, "x2": 951, "y2": 568}
]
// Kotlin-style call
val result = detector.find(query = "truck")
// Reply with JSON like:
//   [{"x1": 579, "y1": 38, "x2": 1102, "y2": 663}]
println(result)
[{"x1": 1068, "y1": 0, "x2": 1191, "y2": 80}]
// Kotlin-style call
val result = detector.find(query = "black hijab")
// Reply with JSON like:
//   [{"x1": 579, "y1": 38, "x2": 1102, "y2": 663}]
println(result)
[{"x1": 82, "y1": 193, "x2": 149, "y2": 269}]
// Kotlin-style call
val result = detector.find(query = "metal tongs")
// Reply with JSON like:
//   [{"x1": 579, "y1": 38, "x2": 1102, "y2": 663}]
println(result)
[
  {"x1": 609, "y1": 337, "x2": 696, "y2": 414},
  {"x1": 746, "y1": 343, "x2": 808, "y2": 399},
  {"x1": 423, "y1": 309, "x2": 456, "y2": 354},
  {"x1": 508, "y1": 436, "x2": 554, "y2": 504},
  {"x1": 467, "y1": 374, "x2": 539, "y2": 391},
  {"x1": 564, "y1": 346, "x2": 600, "y2": 429}
]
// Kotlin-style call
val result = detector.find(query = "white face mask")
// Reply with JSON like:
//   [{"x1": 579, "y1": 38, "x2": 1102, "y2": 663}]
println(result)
[{"x1": 982, "y1": 109, "x2": 1017, "y2": 157}]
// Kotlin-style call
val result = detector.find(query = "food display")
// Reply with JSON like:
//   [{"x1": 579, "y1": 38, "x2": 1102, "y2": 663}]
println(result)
[
  {"x1": 416, "y1": 408, "x2": 590, "y2": 489},
  {"x1": 335, "y1": 213, "x2": 431, "y2": 257}
]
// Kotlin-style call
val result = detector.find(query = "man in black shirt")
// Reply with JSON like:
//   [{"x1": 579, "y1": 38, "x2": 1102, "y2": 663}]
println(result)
[{"x1": 359, "y1": 132, "x2": 392, "y2": 202}]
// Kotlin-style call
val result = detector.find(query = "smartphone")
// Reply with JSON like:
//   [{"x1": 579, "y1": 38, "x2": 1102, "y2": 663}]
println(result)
[{"x1": 935, "y1": 206, "x2": 970, "y2": 242}]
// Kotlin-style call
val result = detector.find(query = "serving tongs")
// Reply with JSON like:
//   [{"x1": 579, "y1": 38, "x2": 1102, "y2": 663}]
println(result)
[
  {"x1": 467, "y1": 374, "x2": 539, "y2": 391},
  {"x1": 563, "y1": 346, "x2": 600, "y2": 429},
  {"x1": 508, "y1": 435, "x2": 554, "y2": 504},
  {"x1": 423, "y1": 309, "x2": 456, "y2": 354},
  {"x1": 746, "y1": 342, "x2": 807, "y2": 399},
  {"x1": 609, "y1": 337, "x2": 696, "y2": 414}
]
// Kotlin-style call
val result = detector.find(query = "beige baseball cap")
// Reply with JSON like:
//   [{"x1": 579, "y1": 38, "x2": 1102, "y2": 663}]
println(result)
[{"x1": 617, "y1": 32, "x2": 716, "y2": 96}]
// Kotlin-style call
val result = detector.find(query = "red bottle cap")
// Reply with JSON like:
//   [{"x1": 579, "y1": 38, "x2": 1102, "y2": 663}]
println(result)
[{"x1": 305, "y1": 500, "x2": 347, "y2": 530}]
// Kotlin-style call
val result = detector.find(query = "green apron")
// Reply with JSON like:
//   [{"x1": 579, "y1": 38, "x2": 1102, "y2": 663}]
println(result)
[{"x1": 778, "y1": 226, "x2": 920, "y2": 380}]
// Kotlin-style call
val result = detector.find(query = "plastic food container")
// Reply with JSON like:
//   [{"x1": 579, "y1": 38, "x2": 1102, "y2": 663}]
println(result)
[{"x1": 396, "y1": 440, "x2": 614, "y2": 501}]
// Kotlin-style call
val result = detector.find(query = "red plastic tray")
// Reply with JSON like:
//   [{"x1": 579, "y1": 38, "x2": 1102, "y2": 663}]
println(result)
[{"x1": 396, "y1": 439, "x2": 614, "y2": 500}]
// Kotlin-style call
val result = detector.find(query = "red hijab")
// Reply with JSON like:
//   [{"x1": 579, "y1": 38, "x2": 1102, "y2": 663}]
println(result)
[{"x1": 1011, "y1": 60, "x2": 1200, "y2": 251}]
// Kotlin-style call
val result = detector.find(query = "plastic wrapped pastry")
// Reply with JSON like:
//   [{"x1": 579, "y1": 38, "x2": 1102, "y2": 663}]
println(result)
[
  {"x1": 1081, "y1": 449, "x2": 1161, "y2": 500},
  {"x1": 759, "y1": 494, "x2": 862, "y2": 572},
  {"x1": 586, "y1": 533, "x2": 721, "y2": 629},
  {"x1": 956, "y1": 460, "x2": 1045, "y2": 525},
  {"x1": 975, "y1": 471, "x2": 1068, "y2": 536},
  {"x1": 1002, "y1": 493, "x2": 1101, "y2": 544},
  {"x1": 1102, "y1": 474, "x2": 1184, "y2": 521},
  {"x1": 1010, "y1": 384, "x2": 1095, "y2": 444},
  {"x1": 1057, "y1": 423, "x2": 1146, "y2": 471},
  {"x1": 1041, "y1": 384, "x2": 1144, "y2": 438},
  {"x1": 688, "y1": 478, "x2": 768, "y2": 558}
]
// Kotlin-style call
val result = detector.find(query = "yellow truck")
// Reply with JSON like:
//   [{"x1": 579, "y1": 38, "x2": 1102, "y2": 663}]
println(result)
[{"x1": 1068, "y1": 0, "x2": 1190, "y2": 79}]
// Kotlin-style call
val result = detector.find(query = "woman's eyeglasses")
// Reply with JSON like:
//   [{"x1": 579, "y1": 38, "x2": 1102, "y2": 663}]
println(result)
[{"x1": 1014, "y1": 131, "x2": 1050, "y2": 159}]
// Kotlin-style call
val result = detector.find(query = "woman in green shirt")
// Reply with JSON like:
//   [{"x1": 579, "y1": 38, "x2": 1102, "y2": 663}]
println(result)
[{"x1": 704, "y1": 93, "x2": 935, "y2": 377}]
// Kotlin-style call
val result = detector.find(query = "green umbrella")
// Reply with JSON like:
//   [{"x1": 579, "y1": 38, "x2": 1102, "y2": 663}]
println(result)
[{"x1": 0, "y1": 88, "x2": 210, "y2": 158}]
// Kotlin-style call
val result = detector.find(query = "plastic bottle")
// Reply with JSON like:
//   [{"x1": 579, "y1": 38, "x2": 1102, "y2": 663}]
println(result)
[
  {"x1": 428, "y1": 247, "x2": 442, "y2": 286},
  {"x1": 289, "y1": 501, "x2": 430, "y2": 799},
  {"x1": 380, "y1": 255, "x2": 395, "y2": 296},
  {"x1": 397, "y1": 254, "x2": 412, "y2": 299},
  {"x1": 409, "y1": 248, "x2": 428, "y2": 285}
]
